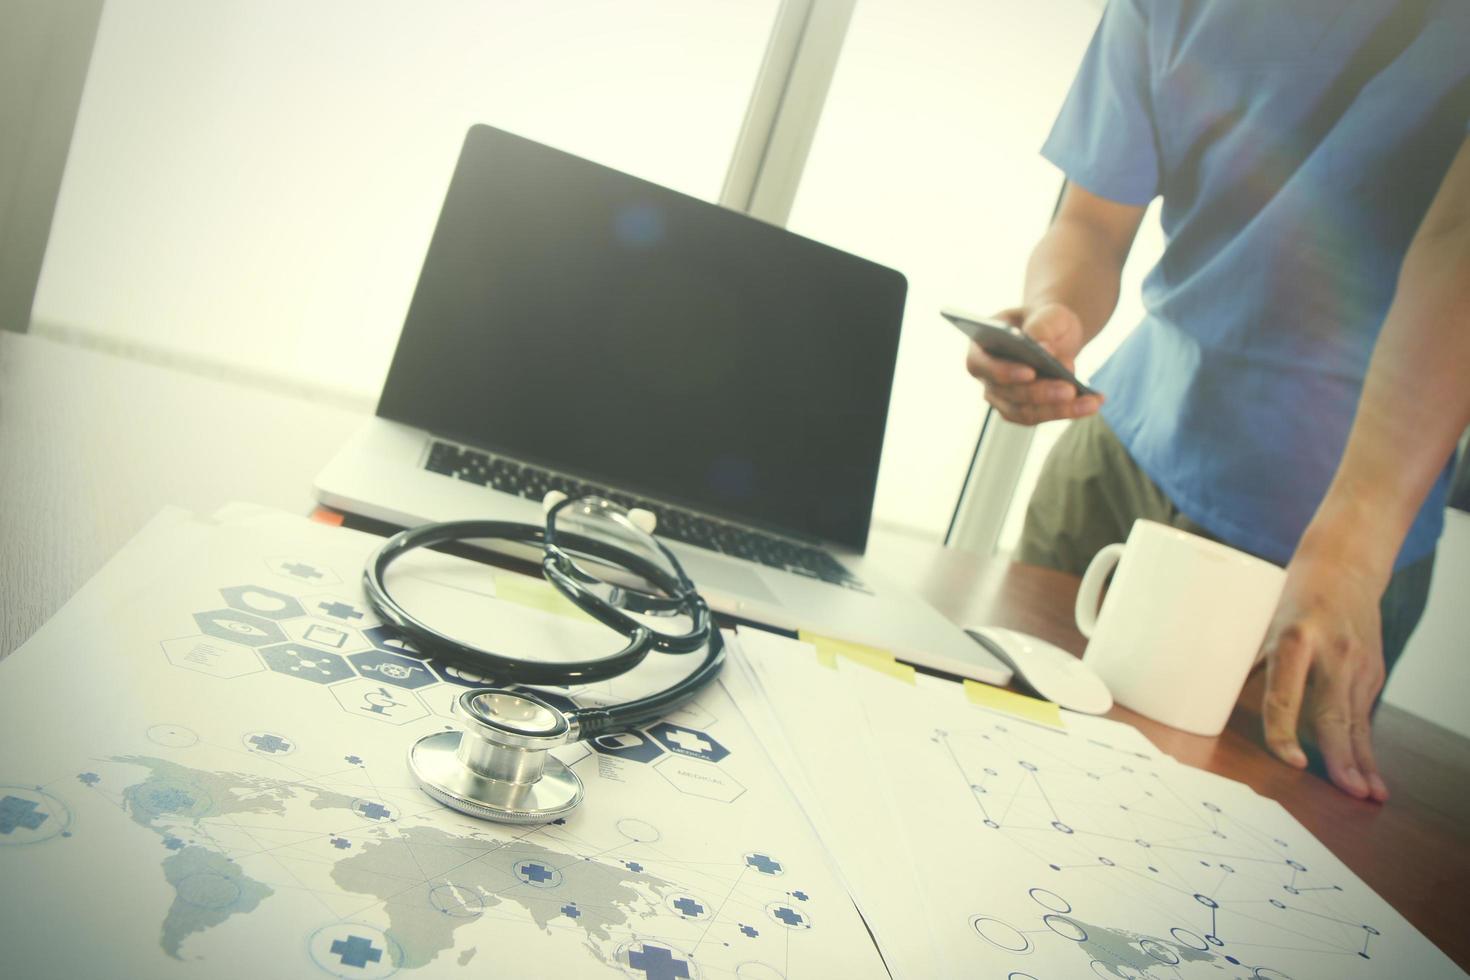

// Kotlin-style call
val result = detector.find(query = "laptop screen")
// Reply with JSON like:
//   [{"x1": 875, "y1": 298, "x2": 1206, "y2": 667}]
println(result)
[{"x1": 377, "y1": 125, "x2": 906, "y2": 552}]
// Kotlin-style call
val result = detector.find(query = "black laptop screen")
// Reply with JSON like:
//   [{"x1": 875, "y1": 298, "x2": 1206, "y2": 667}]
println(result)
[{"x1": 377, "y1": 125, "x2": 906, "y2": 551}]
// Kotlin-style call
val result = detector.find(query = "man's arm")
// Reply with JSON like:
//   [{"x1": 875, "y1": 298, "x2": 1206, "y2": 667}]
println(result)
[
  {"x1": 966, "y1": 182, "x2": 1145, "y2": 425},
  {"x1": 1261, "y1": 136, "x2": 1470, "y2": 802}
]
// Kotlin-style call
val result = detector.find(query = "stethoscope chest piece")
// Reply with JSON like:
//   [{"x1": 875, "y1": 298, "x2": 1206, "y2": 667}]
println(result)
[
  {"x1": 373, "y1": 495, "x2": 726, "y2": 824},
  {"x1": 409, "y1": 688, "x2": 584, "y2": 824}
]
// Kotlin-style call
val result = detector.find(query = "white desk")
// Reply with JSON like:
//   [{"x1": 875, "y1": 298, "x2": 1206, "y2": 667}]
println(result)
[{"x1": 0, "y1": 332, "x2": 365, "y2": 657}]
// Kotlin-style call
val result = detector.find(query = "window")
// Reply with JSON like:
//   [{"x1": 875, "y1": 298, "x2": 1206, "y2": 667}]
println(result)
[
  {"x1": 785, "y1": 0, "x2": 1103, "y2": 538},
  {"x1": 34, "y1": 0, "x2": 778, "y2": 399}
]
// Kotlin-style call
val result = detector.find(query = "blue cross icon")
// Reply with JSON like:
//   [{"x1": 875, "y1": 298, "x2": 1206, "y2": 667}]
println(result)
[
  {"x1": 746, "y1": 853, "x2": 781, "y2": 874},
  {"x1": 345, "y1": 756, "x2": 363, "y2": 765},
  {"x1": 740, "y1": 924, "x2": 758, "y2": 938},
  {"x1": 774, "y1": 906, "x2": 805, "y2": 927},
  {"x1": 331, "y1": 837, "x2": 351, "y2": 850},
  {"x1": 329, "y1": 935, "x2": 382, "y2": 969},
  {"x1": 318, "y1": 600, "x2": 363, "y2": 620},
  {"x1": 519, "y1": 863, "x2": 553, "y2": 883},
  {"x1": 562, "y1": 903, "x2": 580, "y2": 919},
  {"x1": 672, "y1": 897, "x2": 705, "y2": 918},
  {"x1": 281, "y1": 562, "x2": 323, "y2": 579},
  {"x1": 0, "y1": 796, "x2": 49, "y2": 834},
  {"x1": 626, "y1": 944, "x2": 691, "y2": 980},
  {"x1": 77, "y1": 772, "x2": 100, "y2": 786},
  {"x1": 625, "y1": 861, "x2": 643, "y2": 872},
  {"x1": 249, "y1": 734, "x2": 291, "y2": 754},
  {"x1": 355, "y1": 801, "x2": 391, "y2": 821},
  {"x1": 792, "y1": 890, "x2": 809, "y2": 902}
]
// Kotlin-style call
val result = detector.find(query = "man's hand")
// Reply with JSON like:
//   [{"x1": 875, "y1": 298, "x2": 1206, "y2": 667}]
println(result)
[
  {"x1": 1259, "y1": 551, "x2": 1390, "y2": 802},
  {"x1": 1260, "y1": 137, "x2": 1468, "y2": 803},
  {"x1": 964, "y1": 303, "x2": 1103, "y2": 425}
]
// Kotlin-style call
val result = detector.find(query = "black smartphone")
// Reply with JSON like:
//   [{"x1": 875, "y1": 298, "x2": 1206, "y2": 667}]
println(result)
[{"x1": 942, "y1": 307, "x2": 1097, "y2": 397}]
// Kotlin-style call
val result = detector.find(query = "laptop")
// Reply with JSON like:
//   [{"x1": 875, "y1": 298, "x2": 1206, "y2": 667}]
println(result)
[{"x1": 315, "y1": 124, "x2": 1009, "y2": 684}]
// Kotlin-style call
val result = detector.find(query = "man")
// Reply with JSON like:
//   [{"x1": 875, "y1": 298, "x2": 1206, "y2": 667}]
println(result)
[{"x1": 966, "y1": 0, "x2": 1469, "y2": 800}]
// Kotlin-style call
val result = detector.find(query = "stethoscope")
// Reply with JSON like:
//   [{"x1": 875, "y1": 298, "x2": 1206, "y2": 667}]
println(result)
[{"x1": 362, "y1": 493, "x2": 723, "y2": 824}]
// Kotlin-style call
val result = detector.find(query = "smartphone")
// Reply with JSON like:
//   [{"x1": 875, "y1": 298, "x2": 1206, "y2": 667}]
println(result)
[{"x1": 942, "y1": 307, "x2": 1097, "y2": 397}]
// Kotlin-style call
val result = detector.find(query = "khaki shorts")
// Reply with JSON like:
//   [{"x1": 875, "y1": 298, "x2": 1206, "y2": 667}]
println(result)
[{"x1": 1017, "y1": 413, "x2": 1214, "y2": 576}]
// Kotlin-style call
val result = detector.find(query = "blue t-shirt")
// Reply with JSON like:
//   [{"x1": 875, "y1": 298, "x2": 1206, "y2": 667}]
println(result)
[{"x1": 1043, "y1": 0, "x2": 1470, "y2": 567}]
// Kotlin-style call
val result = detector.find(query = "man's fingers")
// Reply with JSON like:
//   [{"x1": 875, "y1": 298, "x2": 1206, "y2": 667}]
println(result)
[
  {"x1": 1260, "y1": 551, "x2": 1392, "y2": 801},
  {"x1": 997, "y1": 380, "x2": 1083, "y2": 408},
  {"x1": 1261, "y1": 628, "x2": 1311, "y2": 769},
  {"x1": 1019, "y1": 303, "x2": 1085, "y2": 361},
  {"x1": 1350, "y1": 666, "x2": 1389, "y2": 802},
  {"x1": 966, "y1": 343, "x2": 1035, "y2": 385},
  {"x1": 984, "y1": 392, "x2": 1057, "y2": 426},
  {"x1": 1026, "y1": 334, "x2": 1075, "y2": 370},
  {"x1": 1310, "y1": 664, "x2": 1370, "y2": 799},
  {"x1": 990, "y1": 307, "x2": 1025, "y2": 328},
  {"x1": 1347, "y1": 708, "x2": 1387, "y2": 803},
  {"x1": 985, "y1": 389, "x2": 1100, "y2": 425}
]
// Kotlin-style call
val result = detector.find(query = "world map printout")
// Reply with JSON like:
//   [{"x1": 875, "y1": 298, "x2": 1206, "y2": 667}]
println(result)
[{"x1": 0, "y1": 505, "x2": 886, "y2": 980}]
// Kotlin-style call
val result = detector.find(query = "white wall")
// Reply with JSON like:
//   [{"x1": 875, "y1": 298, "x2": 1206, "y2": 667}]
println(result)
[{"x1": 33, "y1": 0, "x2": 775, "y2": 401}]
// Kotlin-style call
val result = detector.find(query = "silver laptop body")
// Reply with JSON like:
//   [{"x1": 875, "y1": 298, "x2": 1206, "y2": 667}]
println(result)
[{"x1": 315, "y1": 125, "x2": 1009, "y2": 684}]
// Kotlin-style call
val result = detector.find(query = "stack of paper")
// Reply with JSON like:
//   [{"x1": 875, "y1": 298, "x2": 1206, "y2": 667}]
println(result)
[{"x1": 731, "y1": 626, "x2": 1464, "y2": 980}]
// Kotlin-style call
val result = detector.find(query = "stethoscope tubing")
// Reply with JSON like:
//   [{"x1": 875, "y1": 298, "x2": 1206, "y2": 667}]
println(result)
[{"x1": 362, "y1": 516, "x2": 722, "y2": 737}]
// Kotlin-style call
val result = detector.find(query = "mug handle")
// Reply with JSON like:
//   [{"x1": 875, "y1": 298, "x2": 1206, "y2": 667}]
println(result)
[{"x1": 1074, "y1": 542, "x2": 1126, "y2": 638}]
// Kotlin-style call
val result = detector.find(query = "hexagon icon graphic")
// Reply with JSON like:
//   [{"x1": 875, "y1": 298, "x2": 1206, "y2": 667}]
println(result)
[
  {"x1": 655, "y1": 755, "x2": 744, "y2": 803},
  {"x1": 362, "y1": 625, "x2": 426, "y2": 659},
  {"x1": 219, "y1": 585, "x2": 305, "y2": 621},
  {"x1": 417, "y1": 684, "x2": 459, "y2": 719},
  {"x1": 285, "y1": 619, "x2": 364, "y2": 652},
  {"x1": 258, "y1": 643, "x2": 356, "y2": 684},
  {"x1": 347, "y1": 650, "x2": 436, "y2": 690},
  {"x1": 194, "y1": 608, "x2": 288, "y2": 648},
  {"x1": 648, "y1": 722, "x2": 729, "y2": 763},
  {"x1": 330, "y1": 679, "x2": 429, "y2": 725},
  {"x1": 162, "y1": 636, "x2": 264, "y2": 679},
  {"x1": 590, "y1": 729, "x2": 665, "y2": 764}
]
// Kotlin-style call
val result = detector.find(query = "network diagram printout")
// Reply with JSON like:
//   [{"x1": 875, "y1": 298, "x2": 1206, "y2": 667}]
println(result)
[
  {"x1": 737, "y1": 629, "x2": 1465, "y2": 980},
  {"x1": 0, "y1": 506, "x2": 886, "y2": 980}
]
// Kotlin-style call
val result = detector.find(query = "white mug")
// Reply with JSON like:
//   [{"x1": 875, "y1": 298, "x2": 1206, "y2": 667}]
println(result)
[{"x1": 1074, "y1": 520, "x2": 1286, "y2": 736}]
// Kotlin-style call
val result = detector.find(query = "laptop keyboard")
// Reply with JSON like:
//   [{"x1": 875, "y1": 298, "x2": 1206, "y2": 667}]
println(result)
[{"x1": 424, "y1": 440, "x2": 870, "y2": 592}]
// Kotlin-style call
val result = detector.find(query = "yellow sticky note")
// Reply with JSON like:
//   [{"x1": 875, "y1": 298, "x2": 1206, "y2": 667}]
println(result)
[
  {"x1": 492, "y1": 571, "x2": 590, "y2": 621},
  {"x1": 798, "y1": 631, "x2": 916, "y2": 684},
  {"x1": 963, "y1": 680, "x2": 1065, "y2": 730}
]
